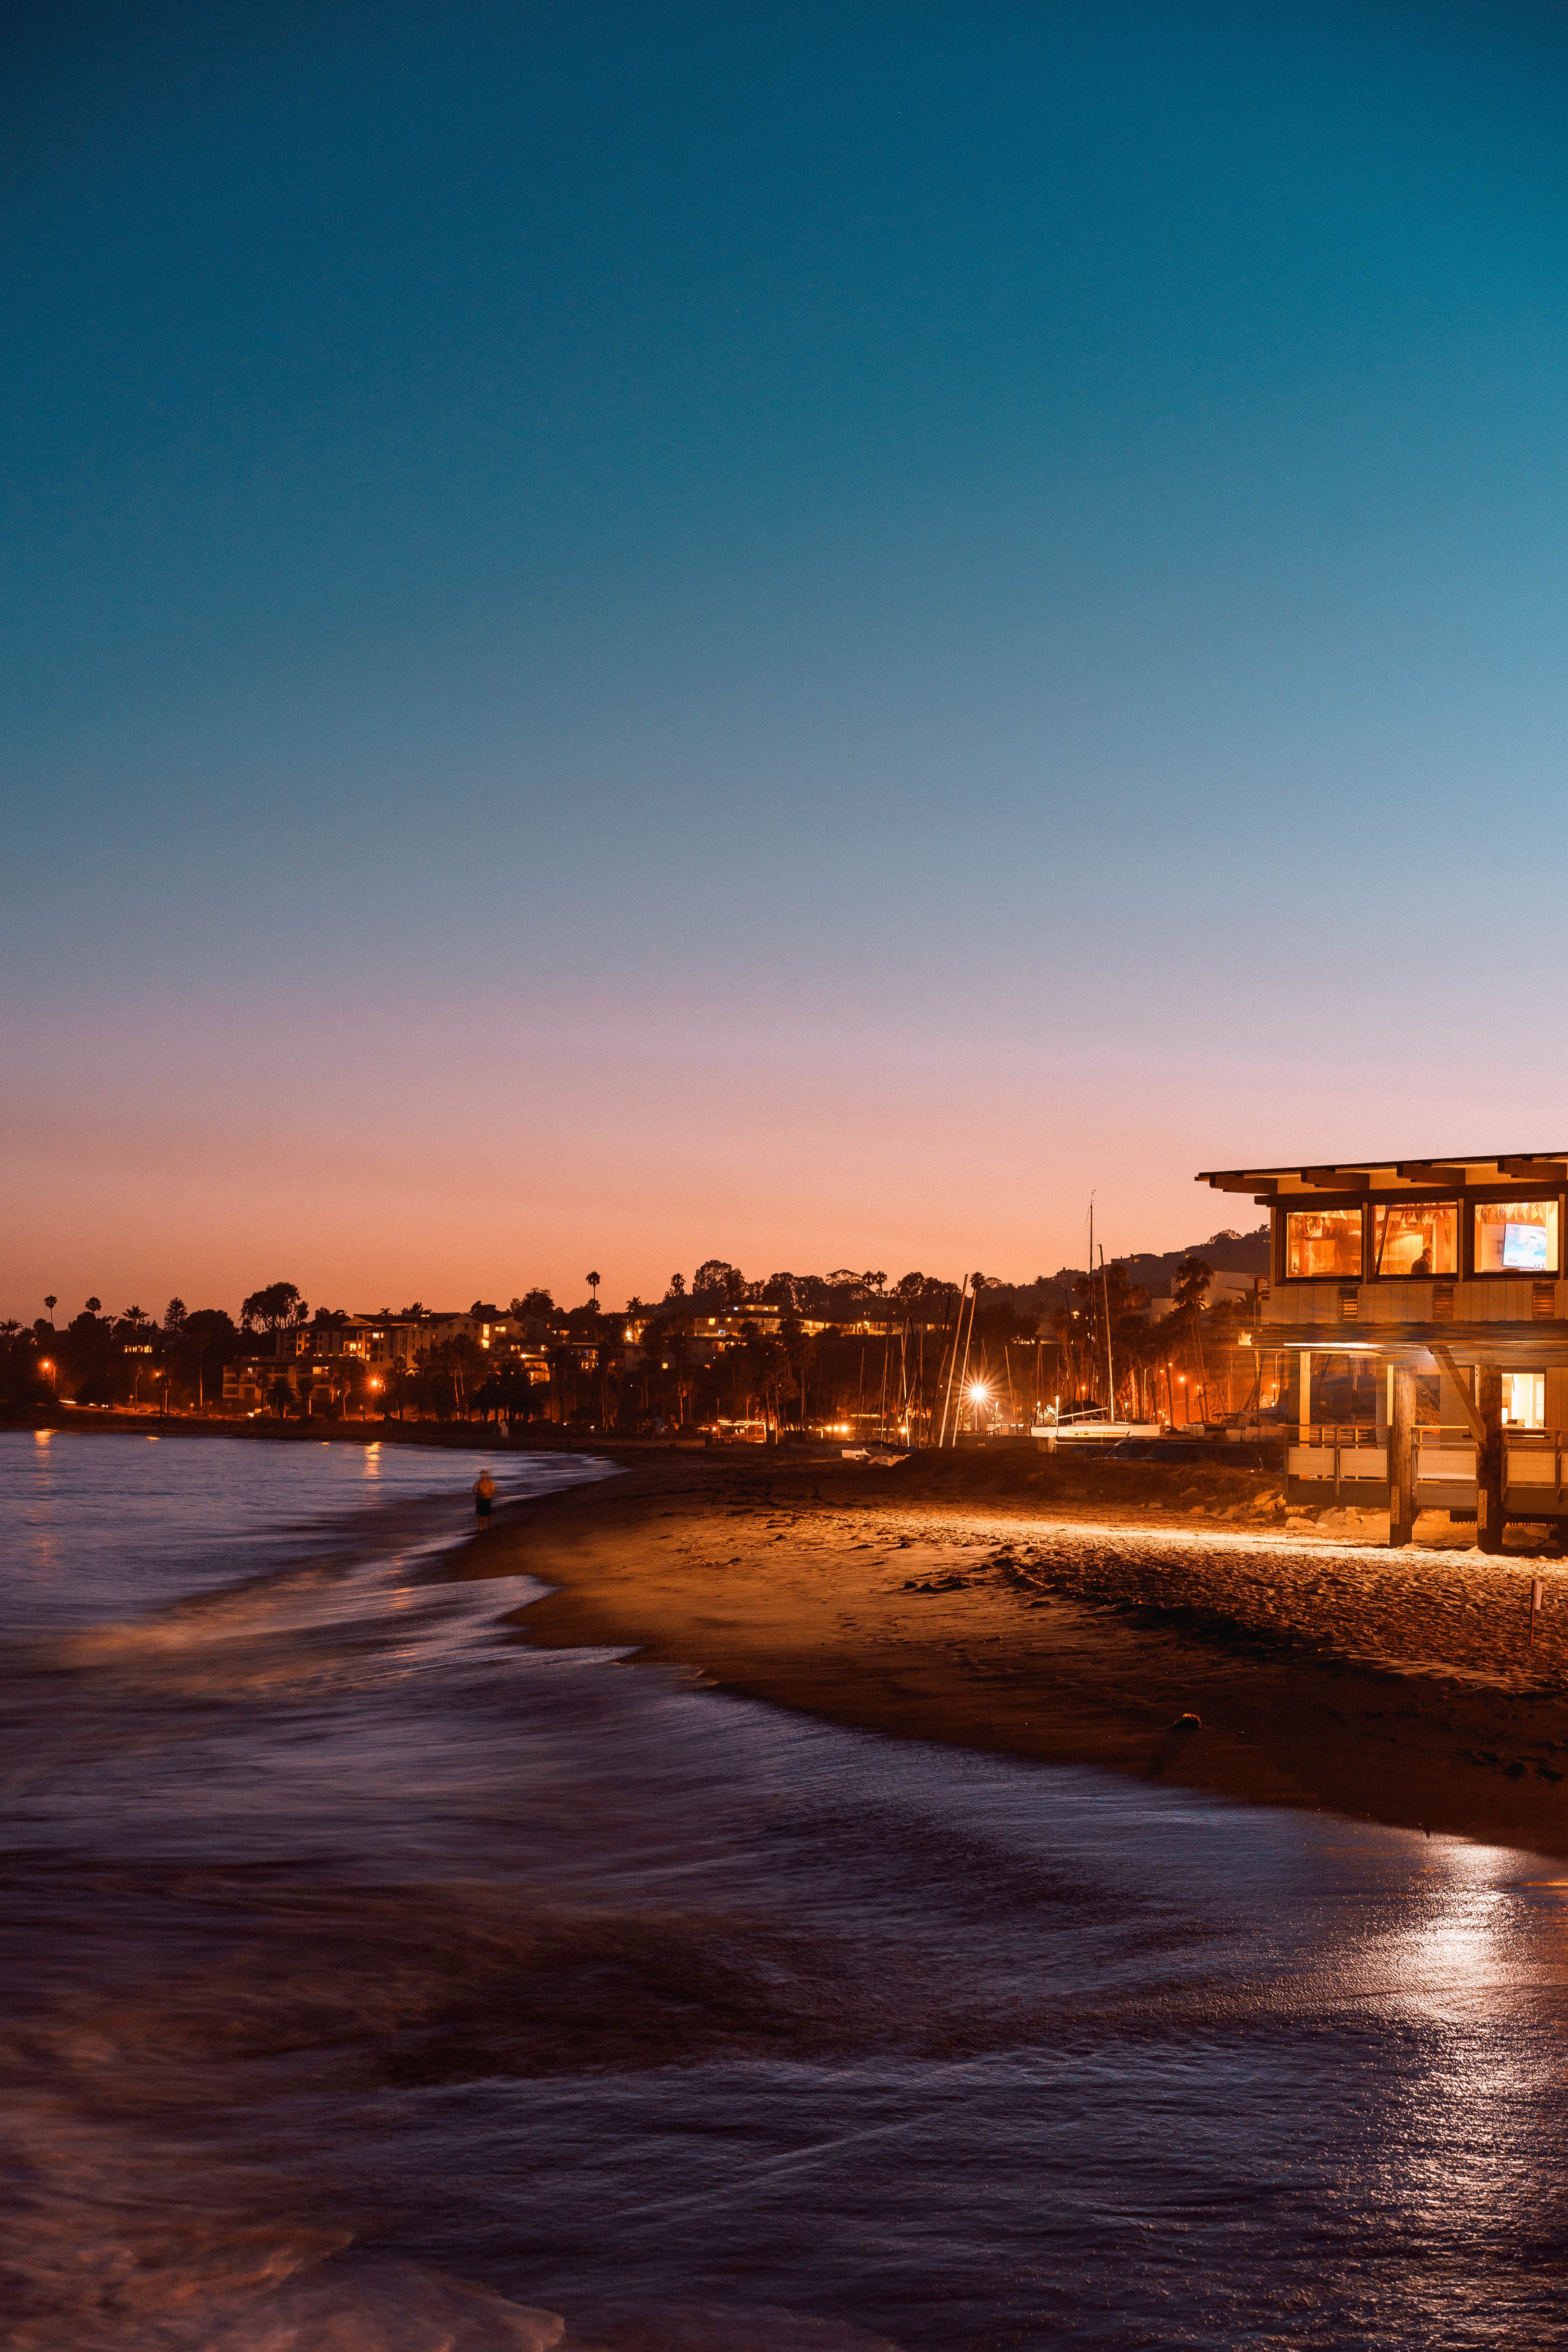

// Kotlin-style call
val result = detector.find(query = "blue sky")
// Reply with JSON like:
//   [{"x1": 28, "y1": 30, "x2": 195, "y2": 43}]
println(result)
[{"x1": 7, "y1": 2, "x2": 1568, "y2": 1312}]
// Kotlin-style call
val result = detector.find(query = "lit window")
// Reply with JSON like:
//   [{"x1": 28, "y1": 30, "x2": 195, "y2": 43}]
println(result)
[
  {"x1": 1503, "y1": 1372, "x2": 1546, "y2": 1428},
  {"x1": 1372, "y1": 1202, "x2": 1457, "y2": 1277},
  {"x1": 1285, "y1": 1207, "x2": 1362, "y2": 1279},
  {"x1": 1474, "y1": 1198, "x2": 1559, "y2": 1274}
]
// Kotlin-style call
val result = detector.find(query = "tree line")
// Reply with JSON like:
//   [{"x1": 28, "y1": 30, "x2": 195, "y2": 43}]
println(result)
[{"x1": 1, "y1": 1238, "x2": 1261, "y2": 1430}]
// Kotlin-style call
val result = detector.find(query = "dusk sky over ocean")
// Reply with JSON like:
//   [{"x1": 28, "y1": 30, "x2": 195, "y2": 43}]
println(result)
[{"x1": 7, "y1": 1, "x2": 1568, "y2": 1313}]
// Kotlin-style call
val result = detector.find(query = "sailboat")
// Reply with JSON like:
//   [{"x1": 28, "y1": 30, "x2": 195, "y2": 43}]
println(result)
[{"x1": 1032, "y1": 1404, "x2": 1162, "y2": 1447}]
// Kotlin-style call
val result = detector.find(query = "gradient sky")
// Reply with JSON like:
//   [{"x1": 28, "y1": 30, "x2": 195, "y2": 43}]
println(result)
[{"x1": 7, "y1": 0, "x2": 1568, "y2": 1318}]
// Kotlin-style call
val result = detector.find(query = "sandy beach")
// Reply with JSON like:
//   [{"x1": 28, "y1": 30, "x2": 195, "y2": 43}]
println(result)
[
  {"x1": 443, "y1": 1442, "x2": 1568, "y2": 1857},
  {"x1": 20, "y1": 1412, "x2": 1568, "y2": 1851}
]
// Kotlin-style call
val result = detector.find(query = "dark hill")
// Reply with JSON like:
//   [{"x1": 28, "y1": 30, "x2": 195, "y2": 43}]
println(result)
[{"x1": 983, "y1": 1222, "x2": 1270, "y2": 1324}]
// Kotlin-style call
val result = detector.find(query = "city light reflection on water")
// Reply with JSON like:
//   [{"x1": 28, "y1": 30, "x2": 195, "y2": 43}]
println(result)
[{"x1": 4, "y1": 1432, "x2": 1568, "y2": 2350}]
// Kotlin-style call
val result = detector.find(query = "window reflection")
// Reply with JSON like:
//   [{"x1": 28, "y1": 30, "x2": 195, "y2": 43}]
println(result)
[
  {"x1": 1373, "y1": 1202, "x2": 1457, "y2": 1278},
  {"x1": 1286, "y1": 1207, "x2": 1363, "y2": 1279},
  {"x1": 1474, "y1": 1199, "x2": 1559, "y2": 1276}
]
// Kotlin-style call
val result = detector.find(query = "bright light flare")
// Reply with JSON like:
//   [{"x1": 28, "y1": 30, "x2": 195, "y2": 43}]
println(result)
[{"x1": 967, "y1": 1382, "x2": 991, "y2": 1402}]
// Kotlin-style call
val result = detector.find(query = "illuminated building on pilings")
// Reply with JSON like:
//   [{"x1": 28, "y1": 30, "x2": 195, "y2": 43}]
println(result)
[{"x1": 1199, "y1": 1152, "x2": 1568, "y2": 1549}]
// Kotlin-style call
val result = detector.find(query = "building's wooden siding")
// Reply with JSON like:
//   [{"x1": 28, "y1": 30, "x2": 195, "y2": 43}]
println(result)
[
  {"x1": 1263, "y1": 1276, "x2": 1568, "y2": 1330},
  {"x1": 1359, "y1": 1284, "x2": 1431, "y2": 1325}
]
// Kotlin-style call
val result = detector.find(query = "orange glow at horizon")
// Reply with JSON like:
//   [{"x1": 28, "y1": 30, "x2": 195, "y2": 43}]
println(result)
[{"x1": 7, "y1": 994, "x2": 1564, "y2": 1322}]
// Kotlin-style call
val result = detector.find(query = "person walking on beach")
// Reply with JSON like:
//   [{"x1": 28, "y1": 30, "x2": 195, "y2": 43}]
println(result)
[{"x1": 472, "y1": 1468, "x2": 496, "y2": 1531}]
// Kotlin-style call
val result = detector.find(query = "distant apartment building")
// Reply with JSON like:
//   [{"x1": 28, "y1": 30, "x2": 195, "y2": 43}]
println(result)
[
  {"x1": 224, "y1": 1354, "x2": 351, "y2": 1414},
  {"x1": 223, "y1": 1303, "x2": 550, "y2": 1410},
  {"x1": 679, "y1": 1299, "x2": 946, "y2": 1346}
]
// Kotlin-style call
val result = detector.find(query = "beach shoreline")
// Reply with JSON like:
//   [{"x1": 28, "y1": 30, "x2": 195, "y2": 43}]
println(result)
[
  {"x1": 431, "y1": 1445, "x2": 1568, "y2": 1859},
  {"x1": 12, "y1": 1423, "x2": 1557, "y2": 2345},
  {"x1": 21, "y1": 1413, "x2": 1568, "y2": 1854},
  {"x1": 6, "y1": 1406, "x2": 588, "y2": 1451}
]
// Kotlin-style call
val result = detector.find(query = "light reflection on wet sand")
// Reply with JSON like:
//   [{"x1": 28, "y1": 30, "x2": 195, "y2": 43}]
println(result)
[{"x1": 5, "y1": 1434, "x2": 1568, "y2": 2348}]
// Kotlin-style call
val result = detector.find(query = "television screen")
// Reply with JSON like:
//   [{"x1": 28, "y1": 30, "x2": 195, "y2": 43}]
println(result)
[{"x1": 1503, "y1": 1222, "x2": 1549, "y2": 1271}]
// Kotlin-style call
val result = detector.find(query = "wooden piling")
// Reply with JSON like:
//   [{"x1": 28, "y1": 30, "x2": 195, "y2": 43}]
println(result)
[
  {"x1": 1477, "y1": 1361, "x2": 1505, "y2": 1555},
  {"x1": 1389, "y1": 1365, "x2": 1416, "y2": 1547}
]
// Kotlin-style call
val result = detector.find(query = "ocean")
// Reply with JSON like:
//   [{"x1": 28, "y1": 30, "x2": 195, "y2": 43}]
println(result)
[{"x1": 4, "y1": 1426, "x2": 1567, "y2": 2350}]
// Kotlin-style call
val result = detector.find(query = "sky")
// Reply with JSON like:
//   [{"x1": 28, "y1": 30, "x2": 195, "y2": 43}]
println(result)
[{"x1": 7, "y1": 0, "x2": 1568, "y2": 1319}]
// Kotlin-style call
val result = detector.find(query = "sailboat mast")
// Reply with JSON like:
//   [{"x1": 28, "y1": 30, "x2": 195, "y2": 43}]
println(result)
[
  {"x1": 937, "y1": 1274, "x2": 969, "y2": 1448},
  {"x1": 953, "y1": 1277, "x2": 979, "y2": 1443},
  {"x1": 1087, "y1": 1200, "x2": 1094, "y2": 1407}
]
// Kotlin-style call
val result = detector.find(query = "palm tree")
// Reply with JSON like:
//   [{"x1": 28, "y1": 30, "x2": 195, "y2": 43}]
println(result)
[
  {"x1": 85, "y1": 1298, "x2": 102, "y2": 1315},
  {"x1": 1172, "y1": 1256, "x2": 1213, "y2": 1422},
  {"x1": 586, "y1": 1270, "x2": 601, "y2": 1307},
  {"x1": 44, "y1": 1296, "x2": 56, "y2": 1317}
]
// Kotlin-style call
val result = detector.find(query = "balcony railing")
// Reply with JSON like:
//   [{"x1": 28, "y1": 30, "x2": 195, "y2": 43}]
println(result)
[
  {"x1": 1286, "y1": 1424, "x2": 1568, "y2": 1516},
  {"x1": 1286, "y1": 1426, "x2": 1387, "y2": 1491}
]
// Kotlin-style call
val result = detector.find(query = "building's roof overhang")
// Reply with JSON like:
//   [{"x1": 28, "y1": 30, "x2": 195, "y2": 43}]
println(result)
[
  {"x1": 1198, "y1": 1154, "x2": 1568, "y2": 1199},
  {"x1": 1258, "y1": 1323, "x2": 1568, "y2": 1362}
]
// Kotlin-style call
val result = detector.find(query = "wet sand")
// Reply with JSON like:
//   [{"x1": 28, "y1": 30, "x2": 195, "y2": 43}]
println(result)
[{"x1": 451, "y1": 1446, "x2": 1568, "y2": 1857}]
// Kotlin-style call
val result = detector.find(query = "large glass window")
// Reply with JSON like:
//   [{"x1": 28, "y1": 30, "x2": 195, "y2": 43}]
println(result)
[
  {"x1": 1372, "y1": 1201, "x2": 1457, "y2": 1278},
  {"x1": 1285, "y1": 1207, "x2": 1363, "y2": 1279},
  {"x1": 1503, "y1": 1372, "x2": 1546, "y2": 1428},
  {"x1": 1473, "y1": 1198, "x2": 1560, "y2": 1275}
]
